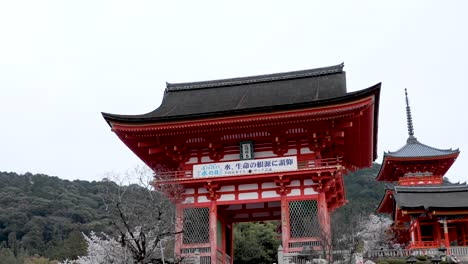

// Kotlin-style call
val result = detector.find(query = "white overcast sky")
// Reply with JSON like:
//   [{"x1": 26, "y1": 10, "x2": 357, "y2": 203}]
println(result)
[{"x1": 1, "y1": 1, "x2": 467, "y2": 183}]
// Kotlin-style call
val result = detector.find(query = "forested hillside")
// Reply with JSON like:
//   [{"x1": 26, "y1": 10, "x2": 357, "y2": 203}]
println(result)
[
  {"x1": 0, "y1": 164, "x2": 386, "y2": 262},
  {"x1": 0, "y1": 172, "x2": 125, "y2": 261},
  {"x1": 333, "y1": 163, "x2": 386, "y2": 228}
]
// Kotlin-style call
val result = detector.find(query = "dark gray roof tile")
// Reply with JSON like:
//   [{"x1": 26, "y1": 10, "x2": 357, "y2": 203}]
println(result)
[
  {"x1": 394, "y1": 185, "x2": 468, "y2": 210},
  {"x1": 103, "y1": 63, "x2": 376, "y2": 124},
  {"x1": 385, "y1": 136, "x2": 459, "y2": 158}
]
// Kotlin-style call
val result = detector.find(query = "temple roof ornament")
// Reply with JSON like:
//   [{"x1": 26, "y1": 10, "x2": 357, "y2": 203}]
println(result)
[
  {"x1": 405, "y1": 88, "x2": 415, "y2": 139},
  {"x1": 383, "y1": 89, "x2": 459, "y2": 159}
]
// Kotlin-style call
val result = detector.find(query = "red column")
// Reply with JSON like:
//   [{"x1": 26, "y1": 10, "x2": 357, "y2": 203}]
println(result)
[
  {"x1": 442, "y1": 219, "x2": 450, "y2": 253},
  {"x1": 175, "y1": 205, "x2": 183, "y2": 258},
  {"x1": 463, "y1": 222, "x2": 467, "y2": 246},
  {"x1": 435, "y1": 220, "x2": 441, "y2": 245},
  {"x1": 221, "y1": 218, "x2": 226, "y2": 264},
  {"x1": 230, "y1": 224, "x2": 234, "y2": 264},
  {"x1": 318, "y1": 192, "x2": 330, "y2": 246},
  {"x1": 415, "y1": 218, "x2": 421, "y2": 244},
  {"x1": 281, "y1": 194, "x2": 290, "y2": 253},
  {"x1": 210, "y1": 200, "x2": 218, "y2": 264}
]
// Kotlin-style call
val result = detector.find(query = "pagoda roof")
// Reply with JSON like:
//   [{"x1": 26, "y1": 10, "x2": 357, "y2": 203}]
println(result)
[
  {"x1": 376, "y1": 89, "x2": 459, "y2": 182},
  {"x1": 103, "y1": 63, "x2": 357, "y2": 124},
  {"x1": 393, "y1": 185, "x2": 468, "y2": 211},
  {"x1": 384, "y1": 136, "x2": 459, "y2": 159}
]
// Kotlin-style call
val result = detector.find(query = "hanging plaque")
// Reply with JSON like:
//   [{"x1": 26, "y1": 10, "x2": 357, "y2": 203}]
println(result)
[{"x1": 240, "y1": 141, "x2": 254, "y2": 160}]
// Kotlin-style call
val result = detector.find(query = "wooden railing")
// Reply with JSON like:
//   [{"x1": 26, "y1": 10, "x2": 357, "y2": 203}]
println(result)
[
  {"x1": 366, "y1": 249, "x2": 438, "y2": 258},
  {"x1": 367, "y1": 246, "x2": 468, "y2": 257},
  {"x1": 408, "y1": 240, "x2": 444, "y2": 249},
  {"x1": 451, "y1": 246, "x2": 468, "y2": 256},
  {"x1": 155, "y1": 157, "x2": 342, "y2": 182}
]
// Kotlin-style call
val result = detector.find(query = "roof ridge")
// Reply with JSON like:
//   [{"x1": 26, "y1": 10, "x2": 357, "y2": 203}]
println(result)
[
  {"x1": 165, "y1": 63, "x2": 344, "y2": 92},
  {"x1": 395, "y1": 185, "x2": 468, "y2": 193}
]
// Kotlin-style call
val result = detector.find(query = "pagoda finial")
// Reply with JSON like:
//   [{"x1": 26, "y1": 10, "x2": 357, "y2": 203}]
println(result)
[{"x1": 405, "y1": 88, "x2": 415, "y2": 138}]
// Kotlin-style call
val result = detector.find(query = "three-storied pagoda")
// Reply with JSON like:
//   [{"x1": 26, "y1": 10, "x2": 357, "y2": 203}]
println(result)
[
  {"x1": 103, "y1": 63, "x2": 380, "y2": 264},
  {"x1": 376, "y1": 90, "x2": 468, "y2": 251}
]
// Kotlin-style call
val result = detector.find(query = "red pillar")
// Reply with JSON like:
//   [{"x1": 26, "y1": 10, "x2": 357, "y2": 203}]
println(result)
[
  {"x1": 442, "y1": 219, "x2": 450, "y2": 253},
  {"x1": 435, "y1": 220, "x2": 441, "y2": 245},
  {"x1": 230, "y1": 223, "x2": 234, "y2": 264},
  {"x1": 281, "y1": 194, "x2": 290, "y2": 253},
  {"x1": 318, "y1": 191, "x2": 331, "y2": 261},
  {"x1": 221, "y1": 218, "x2": 226, "y2": 264},
  {"x1": 175, "y1": 205, "x2": 183, "y2": 258},
  {"x1": 463, "y1": 222, "x2": 467, "y2": 246},
  {"x1": 210, "y1": 200, "x2": 218, "y2": 264},
  {"x1": 318, "y1": 192, "x2": 330, "y2": 248},
  {"x1": 415, "y1": 218, "x2": 421, "y2": 244}
]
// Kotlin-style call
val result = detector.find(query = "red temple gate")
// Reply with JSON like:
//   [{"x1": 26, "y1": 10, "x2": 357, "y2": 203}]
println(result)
[{"x1": 103, "y1": 64, "x2": 380, "y2": 263}]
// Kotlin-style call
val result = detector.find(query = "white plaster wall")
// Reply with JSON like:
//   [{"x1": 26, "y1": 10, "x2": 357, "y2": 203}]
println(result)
[
  {"x1": 304, "y1": 187, "x2": 317, "y2": 195},
  {"x1": 304, "y1": 179, "x2": 314, "y2": 186},
  {"x1": 300, "y1": 147, "x2": 314, "y2": 154},
  {"x1": 182, "y1": 197, "x2": 195, "y2": 204},
  {"x1": 262, "y1": 191, "x2": 280, "y2": 198},
  {"x1": 262, "y1": 182, "x2": 276, "y2": 189},
  {"x1": 239, "y1": 192, "x2": 259, "y2": 200},
  {"x1": 289, "y1": 189, "x2": 301, "y2": 196},
  {"x1": 218, "y1": 194, "x2": 236, "y2": 201},
  {"x1": 290, "y1": 180, "x2": 300, "y2": 187},
  {"x1": 239, "y1": 183, "x2": 258, "y2": 191},
  {"x1": 220, "y1": 185, "x2": 235, "y2": 192},
  {"x1": 185, "y1": 188, "x2": 195, "y2": 194},
  {"x1": 198, "y1": 196, "x2": 209, "y2": 203}
]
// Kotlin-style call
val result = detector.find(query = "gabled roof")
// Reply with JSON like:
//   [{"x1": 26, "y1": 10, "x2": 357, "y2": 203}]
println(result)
[
  {"x1": 102, "y1": 63, "x2": 352, "y2": 124},
  {"x1": 384, "y1": 136, "x2": 459, "y2": 158},
  {"x1": 393, "y1": 185, "x2": 468, "y2": 211}
]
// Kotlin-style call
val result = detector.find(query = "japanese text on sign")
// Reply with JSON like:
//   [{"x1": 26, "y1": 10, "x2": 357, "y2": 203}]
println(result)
[{"x1": 193, "y1": 156, "x2": 298, "y2": 178}]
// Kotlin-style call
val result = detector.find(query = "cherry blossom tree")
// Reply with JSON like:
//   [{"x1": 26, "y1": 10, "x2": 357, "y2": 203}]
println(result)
[
  {"x1": 65, "y1": 166, "x2": 183, "y2": 264},
  {"x1": 358, "y1": 214, "x2": 393, "y2": 251}
]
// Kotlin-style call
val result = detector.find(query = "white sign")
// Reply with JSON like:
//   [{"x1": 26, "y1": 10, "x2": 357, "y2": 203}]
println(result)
[{"x1": 193, "y1": 156, "x2": 298, "y2": 178}]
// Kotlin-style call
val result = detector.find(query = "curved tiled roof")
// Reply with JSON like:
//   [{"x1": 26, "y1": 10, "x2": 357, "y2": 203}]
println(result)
[
  {"x1": 103, "y1": 63, "x2": 372, "y2": 124},
  {"x1": 165, "y1": 64, "x2": 344, "y2": 91},
  {"x1": 394, "y1": 185, "x2": 468, "y2": 210},
  {"x1": 384, "y1": 136, "x2": 459, "y2": 158}
]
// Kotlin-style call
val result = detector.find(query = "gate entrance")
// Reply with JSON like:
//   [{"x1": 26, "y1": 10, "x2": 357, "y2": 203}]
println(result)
[
  {"x1": 178, "y1": 189, "x2": 327, "y2": 264},
  {"x1": 102, "y1": 64, "x2": 380, "y2": 263}
]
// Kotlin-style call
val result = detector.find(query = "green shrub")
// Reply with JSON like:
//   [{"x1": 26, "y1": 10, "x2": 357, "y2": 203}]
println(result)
[
  {"x1": 416, "y1": 255, "x2": 427, "y2": 261},
  {"x1": 376, "y1": 258, "x2": 407, "y2": 264}
]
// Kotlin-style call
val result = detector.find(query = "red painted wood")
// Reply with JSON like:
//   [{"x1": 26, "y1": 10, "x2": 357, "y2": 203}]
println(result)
[
  {"x1": 209, "y1": 201, "x2": 218, "y2": 264},
  {"x1": 281, "y1": 194, "x2": 290, "y2": 253},
  {"x1": 175, "y1": 205, "x2": 183, "y2": 257}
]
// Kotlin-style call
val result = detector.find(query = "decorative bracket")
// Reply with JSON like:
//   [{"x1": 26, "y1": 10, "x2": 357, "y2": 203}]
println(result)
[
  {"x1": 208, "y1": 142, "x2": 224, "y2": 162},
  {"x1": 274, "y1": 175, "x2": 291, "y2": 195},
  {"x1": 205, "y1": 181, "x2": 220, "y2": 201},
  {"x1": 272, "y1": 136, "x2": 288, "y2": 156},
  {"x1": 165, "y1": 145, "x2": 190, "y2": 164}
]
